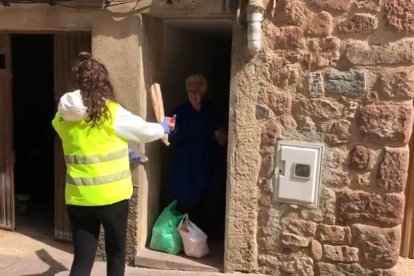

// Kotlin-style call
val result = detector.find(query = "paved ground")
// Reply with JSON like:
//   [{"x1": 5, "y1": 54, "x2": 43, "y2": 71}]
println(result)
[
  {"x1": 0, "y1": 230, "x2": 261, "y2": 276},
  {"x1": 1, "y1": 229, "x2": 414, "y2": 275}
]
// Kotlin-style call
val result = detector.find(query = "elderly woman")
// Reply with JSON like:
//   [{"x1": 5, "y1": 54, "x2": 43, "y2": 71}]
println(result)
[{"x1": 168, "y1": 74, "x2": 227, "y2": 238}]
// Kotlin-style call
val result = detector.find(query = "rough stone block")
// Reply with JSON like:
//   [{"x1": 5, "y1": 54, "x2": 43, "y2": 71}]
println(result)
[
  {"x1": 261, "y1": 121, "x2": 282, "y2": 144},
  {"x1": 352, "y1": 224, "x2": 401, "y2": 269},
  {"x1": 307, "y1": 11, "x2": 333, "y2": 36},
  {"x1": 301, "y1": 209, "x2": 323, "y2": 222},
  {"x1": 354, "y1": 172, "x2": 371, "y2": 187},
  {"x1": 259, "y1": 145, "x2": 274, "y2": 179},
  {"x1": 310, "y1": 239, "x2": 323, "y2": 261},
  {"x1": 267, "y1": 62, "x2": 302, "y2": 90},
  {"x1": 323, "y1": 244, "x2": 359, "y2": 262},
  {"x1": 255, "y1": 105, "x2": 270, "y2": 120},
  {"x1": 279, "y1": 114, "x2": 297, "y2": 130},
  {"x1": 317, "y1": 225, "x2": 351, "y2": 245},
  {"x1": 259, "y1": 195, "x2": 271, "y2": 208},
  {"x1": 318, "y1": 262, "x2": 370, "y2": 275},
  {"x1": 337, "y1": 191, "x2": 405, "y2": 226},
  {"x1": 324, "y1": 69, "x2": 366, "y2": 96},
  {"x1": 259, "y1": 155, "x2": 273, "y2": 179},
  {"x1": 268, "y1": 91, "x2": 293, "y2": 116},
  {"x1": 281, "y1": 218, "x2": 317, "y2": 237},
  {"x1": 297, "y1": 257, "x2": 314, "y2": 276},
  {"x1": 356, "y1": 0, "x2": 381, "y2": 11},
  {"x1": 297, "y1": 116, "x2": 317, "y2": 132},
  {"x1": 258, "y1": 212, "x2": 270, "y2": 234},
  {"x1": 338, "y1": 14, "x2": 378, "y2": 33},
  {"x1": 280, "y1": 257, "x2": 314, "y2": 276},
  {"x1": 323, "y1": 119, "x2": 352, "y2": 145},
  {"x1": 280, "y1": 260, "x2": 296, "y2": 274},
  {"x1": 373, "y1": 267, "x2": 399, "y2": 276},
  {"x1": 349, "y1": 144, "x2": 370, "y2": 170},
  {"x1": 323, "y1": 170, "x2": 351, "y2": 187},
  {"x1": 281, "y1": 233, "x2": 310, "y2": 247},
  {"x1": 258, "y1": 255, "x2": 278, "y2": 274},
  {"x1": 384, "y1": 0, "x2": 414, "y2": 34},
  {"x1": 377, "y1": 68, "x2": 414, "y2": 99},
  {"x1": 308, "y1": 72, "x2": 324, "y2": 98},
  {"x1": 345, "y1": 40, "x2": 414, "y2": 65},
  {"x1": 358, "y1": 104, "x2": 414, "y2": 144},
  {"x1": 274, "y1": 0, "x2": 312, "y2": 27},
  {"x1": 293, "y1": 96, "x2": 344, "y2": 120},
  {"x1": 307, "y1": 36, "x2": 341, "y2": 68},
  {"x1": 309, "y1": 0, "x2": 352, "y2": 11},
  {"x1": 320, "y1": 187, "x2": 336, "y2": 225},
  {"x1": 265, "y1": 25, "x2": 306, "y2": 50},
  {"x1": 377, "y1": 146, "x2": 410, "y2": 192}
]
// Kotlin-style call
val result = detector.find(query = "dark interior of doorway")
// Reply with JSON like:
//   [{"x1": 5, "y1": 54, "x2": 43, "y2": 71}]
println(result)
[
  {"x1": 12, "y1": 34, "x2": 55, "y2": 238},
  {"x1": 157, "y1": 20, "x2": 232, "y2": 270}
]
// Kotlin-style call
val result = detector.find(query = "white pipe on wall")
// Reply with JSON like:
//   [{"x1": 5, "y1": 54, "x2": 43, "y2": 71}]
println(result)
[
  {"x1": 247, "y1": 11, "x2": 263, "y2": 55},
  {"x1": 247, "y1": 0, "x2": 264, "y2": 55}
]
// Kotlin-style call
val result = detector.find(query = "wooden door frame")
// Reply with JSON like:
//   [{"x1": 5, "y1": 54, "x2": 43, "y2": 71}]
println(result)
[{"x1": 0, "y1": 33, "x2": 14, "y2": 230}]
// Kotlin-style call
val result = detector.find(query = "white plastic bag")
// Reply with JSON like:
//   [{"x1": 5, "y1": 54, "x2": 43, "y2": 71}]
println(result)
[{"x1": 178, "y1": 214, "x2": 209, "y2": 258}]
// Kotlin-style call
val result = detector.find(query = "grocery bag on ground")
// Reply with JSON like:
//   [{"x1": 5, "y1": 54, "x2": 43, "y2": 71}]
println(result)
[
  {"x1": 178, "y1": 214, "x2": 209, "y2": 258},
  {"x1": 149, "y1": 200, "x2": 184, "y2": 254}
]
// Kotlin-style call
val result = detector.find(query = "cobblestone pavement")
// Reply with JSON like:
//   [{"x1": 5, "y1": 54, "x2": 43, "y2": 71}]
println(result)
[{"x1": 1, "y1": 230, "x2": 413, "y2": 275}]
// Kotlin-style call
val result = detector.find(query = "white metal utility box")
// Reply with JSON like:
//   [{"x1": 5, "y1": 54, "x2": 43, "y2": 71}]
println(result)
[{"x1": 273, "y1": 141, "x2": 324, "y2": 207}]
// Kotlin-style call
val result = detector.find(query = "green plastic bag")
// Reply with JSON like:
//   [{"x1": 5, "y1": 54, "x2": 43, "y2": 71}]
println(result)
[{"x1": 149, "y1": 200, "x2": 184, "y2": 254}]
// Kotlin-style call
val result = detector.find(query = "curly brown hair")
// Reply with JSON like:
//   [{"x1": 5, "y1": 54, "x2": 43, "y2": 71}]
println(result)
[{"x1": 72, "y1": 51, "x2": 115, "y2": 127}]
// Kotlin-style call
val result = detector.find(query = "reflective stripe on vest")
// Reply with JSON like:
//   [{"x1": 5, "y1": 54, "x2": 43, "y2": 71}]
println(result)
[
  {"x1": 66, "y1": 169, "x2": 131, "y2": 186},
  {"x1": 65, "y1": 148, "x2": 128, "y2": 164}
]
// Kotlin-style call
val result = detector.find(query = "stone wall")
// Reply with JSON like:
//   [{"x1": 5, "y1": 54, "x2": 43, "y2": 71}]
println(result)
[{"x1": 241, "y1": 0, "x2": 414, "y2": 275}]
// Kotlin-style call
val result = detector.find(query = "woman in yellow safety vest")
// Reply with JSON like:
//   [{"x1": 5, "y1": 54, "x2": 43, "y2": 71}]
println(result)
[{"x1": 52, "y1": 51, "x2": 175, "y2": 276}]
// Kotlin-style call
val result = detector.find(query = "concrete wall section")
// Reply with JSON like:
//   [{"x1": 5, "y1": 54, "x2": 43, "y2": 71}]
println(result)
[{"x1": 224, "y1": 25, "x2": 261, "y2": 273}]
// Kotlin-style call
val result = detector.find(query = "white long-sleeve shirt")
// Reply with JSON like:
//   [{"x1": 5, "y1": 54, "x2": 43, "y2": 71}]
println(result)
[{"x1": 57, "y1": 90, "x2": 165, "y2": 144}]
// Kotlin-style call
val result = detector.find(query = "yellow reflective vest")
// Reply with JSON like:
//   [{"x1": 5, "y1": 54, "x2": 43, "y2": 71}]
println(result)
[{"x1": 52, "y1": 101, "x2": 132, "y2": 206}]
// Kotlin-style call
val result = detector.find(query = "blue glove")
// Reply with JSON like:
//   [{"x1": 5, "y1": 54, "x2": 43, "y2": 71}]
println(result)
[
  {"x1": 128, "y1": 148, "x2": 148, "y2": 164},
  {"x1": 161, "y1": 118, "x2": 170, "y2": 134},
  {"x1": 128, "y1": 148, "x2": 140, "y2": 162}
]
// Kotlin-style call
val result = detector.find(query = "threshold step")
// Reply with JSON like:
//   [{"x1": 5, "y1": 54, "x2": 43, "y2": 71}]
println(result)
[{"x1": 135, "y1": 247, "x2": 222, "y2": 272}]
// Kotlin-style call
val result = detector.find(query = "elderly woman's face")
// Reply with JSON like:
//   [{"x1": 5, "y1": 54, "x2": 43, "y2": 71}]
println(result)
[{"x1": 187, "y1": 82, "x2": 203, "y2": 111}]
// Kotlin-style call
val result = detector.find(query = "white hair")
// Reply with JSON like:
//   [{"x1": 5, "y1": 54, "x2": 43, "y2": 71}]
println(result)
[{"x1": 186, "y1": 74, "x2": 208, "y2": 95}]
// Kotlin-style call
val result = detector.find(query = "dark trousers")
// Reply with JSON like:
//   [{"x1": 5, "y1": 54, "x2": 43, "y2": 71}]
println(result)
[{"x1": 67, "y1": 200, "x2": 129, "y2": 276}]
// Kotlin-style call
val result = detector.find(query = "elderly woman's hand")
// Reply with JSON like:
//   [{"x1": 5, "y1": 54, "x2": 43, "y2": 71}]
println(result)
[
  {"x1": 214, "y1": 127, "x2": 228, "y2": 146},
  {"x1": 163, "y1": 115, "x2": 176, "y2": 133}
]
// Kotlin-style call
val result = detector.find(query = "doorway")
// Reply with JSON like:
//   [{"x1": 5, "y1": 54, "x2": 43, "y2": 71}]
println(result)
[
  {"x1": 141, "y1": 19, "x2": 232, "y2": 271},
  {"x1": 161, "y1": 17, "x2": 232, "y2": 247},
  {"x1": 0, "y1": 32, "x2": 90, "y2": 237},
  {"x1": 11, "y1": 34, "x2": 55, "y2": 237}
]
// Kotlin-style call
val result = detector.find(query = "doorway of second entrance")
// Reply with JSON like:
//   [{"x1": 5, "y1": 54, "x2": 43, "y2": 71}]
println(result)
[{"x1": 12, "y1": 34, "x2": 55, "y2": 238}]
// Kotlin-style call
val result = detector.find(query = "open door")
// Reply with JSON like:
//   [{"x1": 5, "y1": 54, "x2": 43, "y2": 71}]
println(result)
[
  {"x1": 0, "y1": 34, "x2": 15, "y2": 230},
  {"x1": 53, "y1": 32, "x2": 91, "y2": 241}
]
